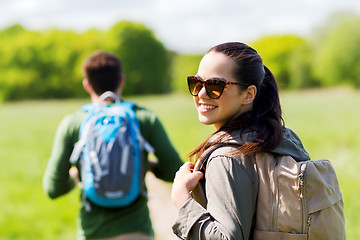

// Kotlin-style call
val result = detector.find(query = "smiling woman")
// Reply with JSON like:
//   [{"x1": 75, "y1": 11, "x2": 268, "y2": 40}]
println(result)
[
  {"x1": 170, "y1": 42, "x2": 314, "y2": 240},
  {"x1": 190, "y1": 51, "x2": 258, "y2": 130}
]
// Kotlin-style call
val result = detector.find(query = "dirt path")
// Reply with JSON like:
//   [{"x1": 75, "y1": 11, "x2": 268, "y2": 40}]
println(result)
[{"x1": 145, "y1": 172, "x2": 179, "y2": 240}]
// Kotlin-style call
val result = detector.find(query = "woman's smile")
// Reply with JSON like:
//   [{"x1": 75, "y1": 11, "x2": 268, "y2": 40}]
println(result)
[{"x1": 198, "y1": 102, "x2": 217, "y2": 113}]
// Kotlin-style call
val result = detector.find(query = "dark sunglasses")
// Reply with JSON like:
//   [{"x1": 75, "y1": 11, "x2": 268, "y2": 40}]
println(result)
[{"x1": 187, "y1": 76, "x2": 245, "y2": 99}]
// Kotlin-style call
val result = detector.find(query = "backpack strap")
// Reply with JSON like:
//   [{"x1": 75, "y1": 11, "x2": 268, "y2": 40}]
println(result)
[
  {"x1": 79, "y1": 91, "x2": 120, "y2": 129},
  {"x1": 191, "y1": 144, "x2": 226, "y2": 208},
  {"x1": 98, "y1": 91, "x2": 120, "y2": 103},
  {"x1": 80, "y1": 91, "x2": 121, "y2": 126},
  {"x1": 119, "y1": 101, "x2": 135, "y2": 109},
  {"x1": 118, "y1": 101, "x2": 154, "y2": 154},
  {"x1": 194, "y1": 143, "x2": 233, "y2": 172},
  {"x1": 69, "y1": 102, "x2": 103, "y2": 165}
]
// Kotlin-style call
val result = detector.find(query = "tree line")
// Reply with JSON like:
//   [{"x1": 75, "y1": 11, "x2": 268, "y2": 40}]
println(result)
[
  {"x1": 0, "y1": 12, "x2": 359, "y2": 102},
  {"x1": 0, "y1": 21, "x2": 170, "y2": 101},
  {"x1": 251, "y1": 12, "x2": 360, "y2": 90}
]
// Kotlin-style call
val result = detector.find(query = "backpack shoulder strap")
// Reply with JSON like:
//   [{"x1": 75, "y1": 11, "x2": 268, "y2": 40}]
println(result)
[
  {"x1": 191, "y1": 144, "x2": 228, "y2": 208},
  {"x1": 194, "y1": 143, "x2": 239, "y2": 172},
  {"x1": 118, "y1": 101, "x2": 154, "y2": 154},
  {"x1": 119, "y1": 101, "x2": 136, "y2": 109},
  {"x1": 69, "y1": 103, "x2": 104, "y2": 164},
  {"x1": 118, "y1": 101, "x2": 137, "y2": 123}
]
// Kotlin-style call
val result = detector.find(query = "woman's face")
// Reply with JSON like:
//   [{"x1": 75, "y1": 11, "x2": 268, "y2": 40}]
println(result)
[{"x1": 194, "y1": 51, "x2": 253, "y2": 130}]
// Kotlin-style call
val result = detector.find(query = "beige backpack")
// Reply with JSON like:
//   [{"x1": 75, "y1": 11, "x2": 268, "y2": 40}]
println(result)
[
  {"x1": 253, "y1": 153, "x2": 345, "y2": 240},
  {"x1": 193, "y1": 148, "x2": 346, "y2": 239}
]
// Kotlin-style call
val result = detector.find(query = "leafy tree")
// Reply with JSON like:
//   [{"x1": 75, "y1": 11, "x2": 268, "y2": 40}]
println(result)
[
  {"x1": 0, "y1": 21, "x2": 171, "y2": 101},
  {"x1": 0, "y1": 27, "x2": 88, "y2": 101},
  {"x1": 107, "y1": 21, "x2": 171, "y2": 95},
  {"x1": 251, "y1": 35, "x2": 308, "y2": 89},
  {"x1": 288, "y1": 43, "x2": 319, "y2": 88},
  {"x1": 0, "y1": 24, "x2": 25, "y2": 36},
  {"x1": 171, "y1": 54, "x2": 203, "y2": 93},
  {"x1": 0, "y1": 27, "x2": 40, "y2": 101},
  {"x1": 311, "y1": 13, "x2": 360, "y2": 87}
]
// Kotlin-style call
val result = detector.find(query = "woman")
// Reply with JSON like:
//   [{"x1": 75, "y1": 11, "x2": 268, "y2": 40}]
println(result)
[{"x1": 171, "y1": 42, "x2": 310, "y2": 239}]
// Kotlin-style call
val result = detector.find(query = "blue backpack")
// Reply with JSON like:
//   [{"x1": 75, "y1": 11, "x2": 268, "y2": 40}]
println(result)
[{"x1": 70, "y1": 91, "x2": 153, "y2": 208}]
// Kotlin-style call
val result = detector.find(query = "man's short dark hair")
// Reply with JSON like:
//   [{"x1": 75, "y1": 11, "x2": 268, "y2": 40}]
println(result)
[{"x1": 83, "y1": 51, "x2": 122, "y2": 95}]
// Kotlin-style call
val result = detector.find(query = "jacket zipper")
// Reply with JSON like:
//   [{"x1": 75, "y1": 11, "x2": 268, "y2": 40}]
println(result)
[{"x1": 299, "y1": 163, "x2": 307, "y2": 233}]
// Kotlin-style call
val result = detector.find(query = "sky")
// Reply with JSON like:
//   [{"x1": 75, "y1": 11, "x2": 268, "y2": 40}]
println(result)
[{"x1": 1, "y1": 0, "x2": 360, "y2": 53}]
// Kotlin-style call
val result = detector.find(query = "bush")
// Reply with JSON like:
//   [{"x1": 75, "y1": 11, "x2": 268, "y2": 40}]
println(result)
[{"x1": 0, "y1": 21, "x2": 171, "y2": 101}]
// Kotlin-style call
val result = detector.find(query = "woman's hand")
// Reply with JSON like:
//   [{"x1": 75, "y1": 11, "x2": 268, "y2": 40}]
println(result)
[{"x1": 171, "y1": 162, "x2": 204, "y2": 209}]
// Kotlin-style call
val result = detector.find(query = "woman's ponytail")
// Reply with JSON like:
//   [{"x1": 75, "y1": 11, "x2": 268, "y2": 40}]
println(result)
[{"x1": 251, "y1": 65, "x2": 284, "y2": 152}]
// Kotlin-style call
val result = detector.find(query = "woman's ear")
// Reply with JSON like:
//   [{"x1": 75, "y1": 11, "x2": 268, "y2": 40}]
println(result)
[{"x1": 243, "y1": 85, "x2": 257, "y2": 105}]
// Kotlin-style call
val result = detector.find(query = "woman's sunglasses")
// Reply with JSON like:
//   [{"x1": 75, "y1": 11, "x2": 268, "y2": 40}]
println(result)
[{"x1": 187, "y1": 76, "x2": 245, "y2": 99}]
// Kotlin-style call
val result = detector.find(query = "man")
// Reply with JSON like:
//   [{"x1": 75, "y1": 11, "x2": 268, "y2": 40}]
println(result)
[{"x1": 43, "y1": 51, "x2": 183, "y2": 240}]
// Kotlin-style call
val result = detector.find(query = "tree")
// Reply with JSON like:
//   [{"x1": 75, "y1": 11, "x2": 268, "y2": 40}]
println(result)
[
  {"x1": 0, "y1": 21, "x2": 171, "y2": 101},
  {"x1": 251, "y1": 35, "x2": 308, "y2": 89},
  {"x1": 0, "y1": 26, "x2": 40, "y2": 101},
  {"x1": 311, "y1": 13, "x2": 360, "y2": 87},
  {"x1": 107, "y1": 21, "x2": 171, "y2": 95},
  {"x1": 171, "y1": 54, "x2": 203, "y2": 93},
  {"x1": 288, "y1": 43, "x2": 319, "y2": 88},
  {"x1": 0, "y1": 27, "x2": 88, "y2": 101}
]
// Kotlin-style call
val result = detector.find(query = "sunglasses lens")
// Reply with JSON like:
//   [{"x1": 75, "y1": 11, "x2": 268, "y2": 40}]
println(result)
[
  {"x1": 205, "y1": 80, "x2": 225, "y2": 99},
  {"x1": 188, "y1": 77, "x2": 202, "y2": 96},
  {"x1": 187, "y1": 77, "x2": 226, "y2": 99}
]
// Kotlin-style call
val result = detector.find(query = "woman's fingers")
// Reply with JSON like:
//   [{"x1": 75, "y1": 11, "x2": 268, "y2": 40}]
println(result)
[{"x1": 171, "y1": 162, "x2": 204, "y2": 209}]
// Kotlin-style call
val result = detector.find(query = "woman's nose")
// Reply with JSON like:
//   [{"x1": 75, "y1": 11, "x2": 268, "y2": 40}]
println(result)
[{"x1": 198, "y1": 84, "x2": 209, "y2": 98}]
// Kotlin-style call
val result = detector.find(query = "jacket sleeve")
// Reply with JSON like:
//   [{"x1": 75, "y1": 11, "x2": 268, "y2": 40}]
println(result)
[
  {"x1": 172, "y1": 155, "x2": 257, "y2": 240},
  {"x1": 42, "y1": 115, "x2": 77, "y2": 199}
]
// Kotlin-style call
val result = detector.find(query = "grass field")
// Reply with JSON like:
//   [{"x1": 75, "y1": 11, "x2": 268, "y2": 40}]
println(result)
[{"x1": 0, "y1": 88, "x2": 359, "y2": 239}]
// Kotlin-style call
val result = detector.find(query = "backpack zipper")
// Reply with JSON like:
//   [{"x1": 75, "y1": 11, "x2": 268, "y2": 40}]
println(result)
[
  {"x1": 271, "y1": 161, "x2": 279, "y2": 230},
  {"x1": 299, "y1": 163, "x2": 307, "y2": 233}
]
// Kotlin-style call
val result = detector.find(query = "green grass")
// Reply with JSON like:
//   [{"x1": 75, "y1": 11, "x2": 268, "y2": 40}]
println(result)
[{"x1": 0, "y1": 89, "x2": 359, "y2": 239}]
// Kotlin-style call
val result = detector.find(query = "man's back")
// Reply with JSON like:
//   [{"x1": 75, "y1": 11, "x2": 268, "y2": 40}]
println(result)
[{"x1": 43, "y1": 103, "x2": 183, "y2": 239}]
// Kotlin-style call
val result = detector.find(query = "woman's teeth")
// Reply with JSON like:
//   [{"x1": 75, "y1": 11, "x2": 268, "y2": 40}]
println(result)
[{"x1": 201, "y1": 104, "x2": 216, "y2": 109}]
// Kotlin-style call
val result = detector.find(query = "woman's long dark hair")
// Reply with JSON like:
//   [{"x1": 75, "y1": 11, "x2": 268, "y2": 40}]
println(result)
[{"x1": 189, "y1": 42, "x2": 284, "y2": 160}]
